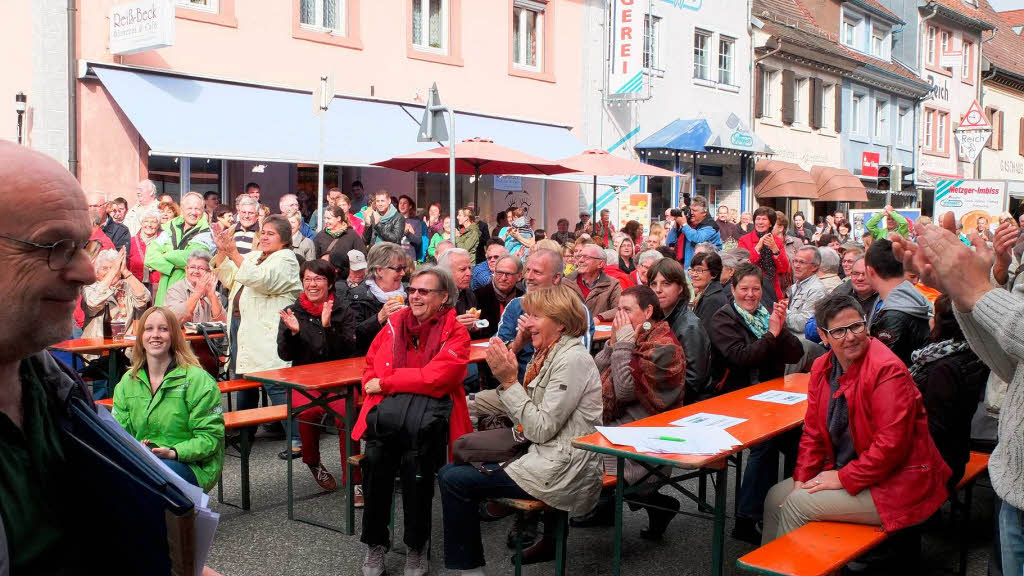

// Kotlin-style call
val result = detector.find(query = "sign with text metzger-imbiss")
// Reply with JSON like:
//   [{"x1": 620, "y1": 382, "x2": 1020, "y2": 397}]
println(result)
[
  {"x1": 935, "y1": 179, "x2": 1008, "y2": 233},
  {"x1": 109, "y1": 0, "x2": 175, "y2": 56}
]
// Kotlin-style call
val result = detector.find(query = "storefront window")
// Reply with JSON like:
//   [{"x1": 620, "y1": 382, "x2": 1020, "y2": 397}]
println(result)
[
  {"x1": 645, "y1": 159, "x2": 676, "y2": 221},
  {"x1": 188, "y1": 157, "x2": 222, "y2": 200},
  {"x1": 147, "y1": 155, "x2": 181, "y2": 201}
]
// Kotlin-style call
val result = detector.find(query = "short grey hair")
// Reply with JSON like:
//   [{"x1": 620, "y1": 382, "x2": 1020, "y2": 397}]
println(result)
[
  {"x1": 279, "y1": 193, "x2": 298, "y2": 207},
  {"x1": 604, "y1": 248, "x2": 619, "y2": 265},
  {"x1": 436, "y1": 240, "x2": 455, "y2": 253},
  {"x1": 181, "y1": 191, "x2": 204, "y2": 208},
  {"x1": 797, "y1": 245, "x2": 821, "y2": 267},
  {"x1": 138, "y1": 179, "x2": 157, "y2": 197},
  {"x1": 236, "y1": 195, "x2": 258, "y2": 210},
  {"x1": 95, "y1": 249, "x2": 119, "y2": 267},
  {"x1": 690, "y1": 196, "x2": 709, "y2": 211},
  {"x1": 187, "y1": 250, "x2": 213, "y2": 268},
  {"x1": 495, "y1": 254, "x2": 524, "y2": 274},
  {"x1": 695, "y1": 242, "x2": 719, "y2": 254},
  {"x1": 366, "y1": 242, "x2": 407, "y2": 279},
  {"x1": 437, "y1": 247, "x2": 471, "y2": 271},
  {"x1": 530, "y1": 248, "x2": 564, "y2": 281},
  {"x1": 818, "y1": 247, "x2": 840, "y2": 274},
  {"x1": 637, "y1": 250, "x2": 663, "y2": 266},
  {"x1": 141, "y1": 208, "x2": 163, "y2": 224},
  {"x1": 410, "y1": 265, "x2": 458, "y2": 309},
  {"x1": 720, "y1": 248, "x2": 750, "y2": 269}
]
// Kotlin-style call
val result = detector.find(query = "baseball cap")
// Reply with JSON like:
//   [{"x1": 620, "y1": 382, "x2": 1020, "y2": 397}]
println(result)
[{"x1": 348, "y1": 249, "x2": 367, "y2": 270}]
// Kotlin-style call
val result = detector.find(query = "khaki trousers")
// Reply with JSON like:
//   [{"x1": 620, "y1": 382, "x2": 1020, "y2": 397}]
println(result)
[
  {"x1": 468, "y1": 389, "x2": 506, "y2": 419},
  {"x1": 762, "y1": 477, "x2": 882, "y2": 545}
]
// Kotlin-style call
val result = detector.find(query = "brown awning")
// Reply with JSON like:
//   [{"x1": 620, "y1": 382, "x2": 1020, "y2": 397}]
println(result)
[
  {"x1": 753, "y1": 160, "x2": 818, "y2": 199},
  {"x1": 810, "y1": 166, "x2": 868, "y2": 202}
]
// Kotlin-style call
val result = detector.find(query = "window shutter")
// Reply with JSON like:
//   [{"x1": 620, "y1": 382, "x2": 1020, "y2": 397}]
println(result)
[
  {"x1": 986, "y1": 107, "x2": 996, "y2": 150},
  {"x1": 997, "y1": 111, "x2": 1005, "y2": 150},
  {"x1": 755, "y1": 64, "x2": 765, "y2": 118},
  {"x1": 782, "y1": 70, "x2": 795, "y2": 125},
  {"x1": 810, "y1": 78, "x2": 823, "y2": 129},
  {"x1": 834, "y1": 83, "x2": 842, "y2": 133}
]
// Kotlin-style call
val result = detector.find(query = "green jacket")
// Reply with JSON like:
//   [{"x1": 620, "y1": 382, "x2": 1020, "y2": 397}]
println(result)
[
  {"x1": 112, "y1": 364, "x2": 224, "y2": 492},
  {"x1": 865, "y1": 211, "x2": 909, "y2": 240},
  {"x1": 456, "y1": 224, "x2": 481, "y2": 265},
  {"x1": 144, "y1": 215, "x2": 214, "y2": 305}
]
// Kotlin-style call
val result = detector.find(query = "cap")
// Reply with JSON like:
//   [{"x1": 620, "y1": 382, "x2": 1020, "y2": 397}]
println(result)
[{"x1": 348, "y1": 249, "x2": 367, "y2": 270}]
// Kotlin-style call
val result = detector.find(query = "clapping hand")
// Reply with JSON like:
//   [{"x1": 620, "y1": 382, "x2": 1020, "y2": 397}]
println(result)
[
  {"x1": 279, "y1": 308, "x2": 300, "y2": 335},
  {"x1": 486, "y1": 337, "x2": 519, "y2": 389},
  {"x1": 321, "y1": 297, "x2": 334, "y2": 327},
  {"x1": 768, "y1": 302, "x2": 787, "y2": 336},
  {"x1": 890, "y1": 224, "x2": 994, "y2": 311},
  {"x1": 212, "y1": 223, "x2": 238, "y2": 256},
  {"x1": 993, "y1": 221, "x2": 1018, "y2": 272},
  {"x1": 763, "y1": 232, "x2": 778, "y2": 253}
]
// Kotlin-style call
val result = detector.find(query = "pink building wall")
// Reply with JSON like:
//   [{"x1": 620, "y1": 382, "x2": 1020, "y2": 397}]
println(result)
[{"x1": 0, "y1": 1, "x2": 33, "y2": 145}]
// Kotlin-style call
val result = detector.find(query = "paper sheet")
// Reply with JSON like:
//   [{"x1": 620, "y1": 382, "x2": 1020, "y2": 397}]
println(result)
[
  {"x1": 670, "y1": 412, "x2": 747, "y2": 430},
  {"x1": 747, "y1": 390, "x2": 808, "y2": 405},
  {"x1": 471, "y1": 342, "x2": 490, "y2": 348},
  {"x1": 594, "y1": 325, "x2": 613, "y2": 332},
  {"x1": 596, "y1": 426, "x2": 741, "y2": 455}
]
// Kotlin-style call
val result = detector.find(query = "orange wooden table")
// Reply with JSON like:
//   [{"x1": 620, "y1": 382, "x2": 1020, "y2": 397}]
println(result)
[
  {"x1": 572, "y1": 373, "x2": 810, "y2": 576},
  {"x1": 49, "y1": 333, "x2": 206, "y2": 384}
]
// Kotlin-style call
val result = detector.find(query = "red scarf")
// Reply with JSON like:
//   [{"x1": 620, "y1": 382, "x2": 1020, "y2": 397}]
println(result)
[
  {"x1": 391, "y1": 307, "x2": 451, "y2": 369},
  {"x1": 298, "y1": 292, "x2": 326, "y2": 316},
  {"x1": 601, "y1": 320, "x2": 686, "y2": 422}
]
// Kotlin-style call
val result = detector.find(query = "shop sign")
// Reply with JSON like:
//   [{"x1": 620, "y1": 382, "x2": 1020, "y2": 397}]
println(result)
[
  {"x1": 730, "y1": 130, "x2": 754, "y2": 148},
  {"x1": 926, "y1": 75, "x2": 949, "y2": 102},
  {"x1": 861, "y1": 152, "x2": 880, "y2": 177},
  {"x1": 940, "y1": 49, "x2": 963, "y2": 69},
  {"x1": 494, "y1": 176, "x2": 523, "y2": 191},
  {"x1": 618, "y1": 192, "x2": 651, "y2": 230},
  {"x1": 109, "y1": 0, "x2": 175, "y2": 56},
  {"x1": 935, "y1": 179, "x2": 1007, "y2": 232},
  {"x1": 849, "y1": 208, "x2": 921, "y2": 240},
  {"x1": 608, "y1": 0, "x2": 648, "y2": 99}
]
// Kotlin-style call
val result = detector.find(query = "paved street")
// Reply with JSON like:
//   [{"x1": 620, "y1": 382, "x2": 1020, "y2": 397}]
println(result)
[{"x1": 207, "y1": 435, "x2": 995, "y2": 576}]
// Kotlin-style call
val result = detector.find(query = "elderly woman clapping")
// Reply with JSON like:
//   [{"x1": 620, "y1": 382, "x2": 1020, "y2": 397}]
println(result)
[
  {"x1": 353, "y1": 266, "x2": 471, "y2": 576},
  {"x1": 83, "y1": 248, "x2": 152, "y2": 341},
  {"x1": 127, "y1": 208, "x2": 163, "y2": 292},
  {"x1": 437, "y1": 284, "x2": 603, "y2": 574}
]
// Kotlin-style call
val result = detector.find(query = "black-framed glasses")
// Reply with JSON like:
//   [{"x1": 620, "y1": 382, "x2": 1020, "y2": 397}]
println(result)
[
  {"x1": 0, "y1": 234, "x2": 83, "y2": 271},
  {"x1": 407, "y1": 287, "x2": 445, "y2": 296},
  {"x1": 493, "y1": 270, "x2": 519, "y2": 278},
  {"x1": 821, "y1": 319, "x2": 867, "y2": 339},
  {"x1": 386, "y1": 265, "x2": 407, "y2": 273}
]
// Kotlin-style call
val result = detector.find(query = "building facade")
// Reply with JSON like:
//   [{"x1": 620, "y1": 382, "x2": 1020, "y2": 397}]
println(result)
[{"x1": 980, "y1": 2, "x2": 1024, "y2": 211}]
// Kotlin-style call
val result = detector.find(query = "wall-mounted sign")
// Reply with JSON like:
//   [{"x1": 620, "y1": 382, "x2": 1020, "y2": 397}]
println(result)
[
  {"x1": 494, "y1": 175, "x2": 523, "y2": 191},
  {"x1": 109, "y1": 0, "x2": 175, "y2": 56},
  {"x1": 608, "y1": 0, "x2": 649, "y2": 100},
  {"x1": 940, "y1": 49, "x2": 963, "y2": 69},
  {"x1": 926, "y1": 74, "x2": 949, "y2": 102},
  {"x1": 935, "y1": 180, "x2": 1007, "y2": 231},
  {"x1": 861, "y1": 151, "x2": 880, "y2": 177},
  {"x1": 618, "y1": 192, "x2": 651, "y2": 230},
  {"x1": 955, "y1": 129, "x2": 992, "y2": 164}
]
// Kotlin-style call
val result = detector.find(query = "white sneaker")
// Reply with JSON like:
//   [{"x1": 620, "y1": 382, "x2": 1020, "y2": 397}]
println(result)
[
  {"x1": 362, "y1": 545, "x2": 387, "y2": 576},
  {"x1": 404, "y1": 541, "x2": 429, "y2": 576}
]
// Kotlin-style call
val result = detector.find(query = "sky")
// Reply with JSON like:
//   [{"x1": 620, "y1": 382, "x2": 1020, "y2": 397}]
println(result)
[{"x1": 987, "y1": 0, "x2": 1024, "y2": 11}]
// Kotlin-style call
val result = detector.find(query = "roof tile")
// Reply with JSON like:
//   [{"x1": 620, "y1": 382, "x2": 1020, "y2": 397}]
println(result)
[
  {"x1": 999, "y1": 8, "x2": 1024, "y2": 27},
  {"x1": 979, "y1": 0, "x2": 1024, "y2": 79},
  {"x1": 927, "y1": 0, "x2": 999, "y2": 28}
]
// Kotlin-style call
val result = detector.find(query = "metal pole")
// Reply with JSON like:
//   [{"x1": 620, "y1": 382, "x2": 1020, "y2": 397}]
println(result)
[
  {"x1": 592, "y1": 175, "x2": 598, "y2": 222},
  {"x1": 447, "y1": 109, "x2": 457, "y2": 242},
  {"x1": 317, "y1": 112, "x2": 325, "y2": 231}
]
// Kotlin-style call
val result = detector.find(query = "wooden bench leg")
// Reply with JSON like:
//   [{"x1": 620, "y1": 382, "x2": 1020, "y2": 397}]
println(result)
[{"x1": 240, "y1": 430, "x2": 251, "y2": 511}]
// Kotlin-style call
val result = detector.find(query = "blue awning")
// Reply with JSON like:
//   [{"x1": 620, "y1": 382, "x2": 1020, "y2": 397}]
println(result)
[
  {"x1": 91, "y1": 65, "x2": 586, "y2": 166},
  {"x1": 635, "y1": 115, "x2": 773, "y2": 155}
]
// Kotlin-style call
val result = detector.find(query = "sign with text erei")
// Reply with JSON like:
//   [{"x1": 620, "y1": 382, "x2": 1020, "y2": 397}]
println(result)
[
  {"x1": 608, "y1": 0, "x2": 648, "y2": 100},
  {"x1": 109, "y1": 0, "x2": 175, "y2": 56}
]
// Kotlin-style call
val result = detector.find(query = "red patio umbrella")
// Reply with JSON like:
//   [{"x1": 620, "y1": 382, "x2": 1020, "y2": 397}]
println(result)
[{"x1": 555, "y1": 149, "x2": 684, "y2": 218}]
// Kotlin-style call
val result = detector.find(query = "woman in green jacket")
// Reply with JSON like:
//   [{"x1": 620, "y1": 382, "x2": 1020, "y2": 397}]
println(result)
[{"x1": 112, "y1": 306, "x2": 225, "y2": 491}]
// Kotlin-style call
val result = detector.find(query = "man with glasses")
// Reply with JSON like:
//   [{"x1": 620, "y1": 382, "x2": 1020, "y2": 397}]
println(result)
[
  {"x1": 667, "y1": 196, "x2": 722, "y2": 269},
  {"x1": 474, "y1": 255, "x2": 524, "y2": 340},
  {"x1": 86, "y1": 191, "x2": 130, "y2": 256},
  {"x1": 634, "y1": 249, "x2": 663, "y2": 285},
  {"x1": 230, "y1": 196, "x2": 261, "y2": 255},
  {"x1": 471, "y1": 240, "x2": 508, "y2": 291},
  {"x1": 762, "y1": 294, "x2": 950, "y2": 546},
  {"x1": 786, "y1": 246, "x2": 827, "y2": 336},
  {"x1": 566, "y1": 244, "x2": 621, "y2": 321},
  {"x1": 165, "y1": 250, "x2": 225, "y2": 324},
  {"x1": 831, "y1": 258, "x2": 880, "y2": 326}
]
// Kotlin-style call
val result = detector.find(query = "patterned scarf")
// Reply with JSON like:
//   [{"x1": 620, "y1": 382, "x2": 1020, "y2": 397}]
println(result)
[
  {"x1": 732, "y1": 301, "x2": 771, "y2": 339},
  {"x1": 522, "y1": 339, "x2": 556, "y2": 389},
  {"x1": 909, "y1": 339, "x2": 971, "y2": 382},
  {"x1": 755, "y1": 229, "x2": 777, "y2": 284},
  {"x1": 601, "y1": 321, "x2": 686, "y2": 422},
  {"x1": 391, "y1": 307, "x2": 449, "y2": 369}
]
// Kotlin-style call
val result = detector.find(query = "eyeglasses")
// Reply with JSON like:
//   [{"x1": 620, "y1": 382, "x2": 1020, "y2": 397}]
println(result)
[
  {"x1": 0, "y1": 234, "x2": 84, "y2": 271},
  {"x1": 407, "y1": 287, "x2": 445, "y2": 296},
  {"x1": 688, "y1": 268, "x2": 709, "y2": 276},
  {"x1": 821, "y1": 319, "x2": 867, "y2": 339},
  {"x1": 386, "y1": 265, "x2": 406, "y2": 273},
  {"x1": 302, "y1": 276, "x2": 328, "y2": 285},
  {"x1": 486, "y1": 254, "x2": 504, "y2": 261},
  {"x1": 186, "y1": 265, "x2": 210, "y2": 272},
  {"x1": 493, "y1": 270, "x2": 519, "y2": 278}
]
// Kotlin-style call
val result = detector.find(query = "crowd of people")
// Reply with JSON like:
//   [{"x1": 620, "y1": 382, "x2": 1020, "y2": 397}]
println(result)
[{"x1": 4, "y1": 138, "x2": 1024, "y2": 575}]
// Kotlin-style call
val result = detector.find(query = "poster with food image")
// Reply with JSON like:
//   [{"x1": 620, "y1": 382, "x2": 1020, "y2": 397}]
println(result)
[
  {"x1": 618, "y1": 192, "x2": 652, "y2": 232},
  {"x1": 935, "y1": 180, "x2": 1007, "y2": 233}
]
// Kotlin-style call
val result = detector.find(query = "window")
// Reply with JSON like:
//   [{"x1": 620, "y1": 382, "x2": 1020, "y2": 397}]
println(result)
[
  {"x1": 871, "y1": 24, "x2": 889, "y2": 59},
  {"x1": 763, "y1": 69, "x2": 778, "y2": 118},
  {"x1": 794, "y1": 78, "x2": 807, "y2": 125},
  {"x1": 924, "y1": 110, "x2": 934, "y2": 149},
  {"x1": 412, "y1": 0, "x2": 448, "y2": 53},
  {"x1": 843, "y1": 20, "x2": 857, "y2": 46},
  {"x1": 852, "y1": 94, "x2": 864, "y2": 134},
  {"x1": 643, "y1": 14, "x2": 661, "y2": 71},
  {"x1": 898, "y1": 105, "x2": 911, "y2": 145},
  {"x1": 301, "y1": 0, "x2": 345, "y2": 33},
  {"x1": 718, "y1": 36, "x2": 735, "y2": 85},
  {"x1": 177, "y1": 0, "x2": 217, "y2": 12},
  {"x1": 512, "y1": 1, "x2": 544, "y2": 69},
  {"x1": 962, "y1": 40, "x2": 974, "y2": 81},
  {"x1": 941, "y1": 30, "x2": 951, "y2": 70},
  {"x1": 874, "y1": 98, "x2": 888, "y2": 140},
  {"x1": 694, "y1": 30, "x2": 711, "y2": 81},
  {"x1": 822, "y1": 84, "x2": 835, "y2": 131},
  {"x1": 927, "y1": 26, "x2": 936, "y2": 65},
  {"x1": 937, "y1": 112, "x2": 947, "y2": 152}
]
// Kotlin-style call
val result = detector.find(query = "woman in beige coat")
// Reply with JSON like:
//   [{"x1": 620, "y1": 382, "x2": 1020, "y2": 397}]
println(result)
[{"x1": 438, "y1": 284, "x2": 603, "y2": 574}]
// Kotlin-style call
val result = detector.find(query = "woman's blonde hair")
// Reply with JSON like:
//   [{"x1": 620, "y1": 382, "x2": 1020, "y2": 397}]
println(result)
[
  {"x1": 534, "y1": 239, "x2": 562, "y2": 254},
  {"x1": 522, "y1": 284, "x2": 588, "y2": 338},
  {"x1": 128, "y1": 306, "x2": 201, "y2": 379}
]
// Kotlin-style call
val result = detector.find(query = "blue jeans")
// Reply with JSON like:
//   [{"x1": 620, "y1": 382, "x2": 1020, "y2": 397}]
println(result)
[
  {"x1": 437, "y1": 463, "x2": 532, "y2": 570},
  {"x1": 738, "y1": 429, "x2": 800, "y2": 522},
  {"x1": 1000, "y1": 500, "x2": 1024, "y2": 576},
  {"x1": 163, "y1": 459, "x2": 199, "y2": 488}
]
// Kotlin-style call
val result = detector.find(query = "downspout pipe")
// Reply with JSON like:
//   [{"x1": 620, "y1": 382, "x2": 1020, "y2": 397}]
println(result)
[{"x1": 67, "y1": 0, "x2": 78, "y2": 178}]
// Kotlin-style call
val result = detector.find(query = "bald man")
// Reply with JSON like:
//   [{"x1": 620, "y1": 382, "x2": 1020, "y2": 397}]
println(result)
[
  {"x1": 86, "y1": 190, "x2": 130, "y2": 256},
  {"x1": 0, "y1": 141, "x2": 98, "y2": 573}
]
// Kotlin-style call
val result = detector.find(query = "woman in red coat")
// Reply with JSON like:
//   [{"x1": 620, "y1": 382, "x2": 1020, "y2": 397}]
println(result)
[
  {"x1": 762, "y1": 294, "x2": 951, "y2": 544},
  {"x1": 738, "y1": 206, "x2": 790, "y2": 300},
  {"x1": 127, "y1": 209, "x2": 162, "y2": 292},
  {"x1": 354, "y1": 265, "x2": 471, "y2": 576}
]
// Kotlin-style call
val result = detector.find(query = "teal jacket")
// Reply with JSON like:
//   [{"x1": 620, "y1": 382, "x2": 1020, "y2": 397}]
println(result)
[
  {"x1": 112, "y1": 363, "x2": 224, "y2": 492},
  {"x1": 144, "y1": 215, "x2": 214, "y2": 305},
  {"x1": 865, "y1": 211, "x2": 909, "y2": 240}
]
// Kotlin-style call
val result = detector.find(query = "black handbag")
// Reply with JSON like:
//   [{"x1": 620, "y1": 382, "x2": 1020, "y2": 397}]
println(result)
[{"x1": 452, "y1": 415, "x2": 531, "y2": 474}]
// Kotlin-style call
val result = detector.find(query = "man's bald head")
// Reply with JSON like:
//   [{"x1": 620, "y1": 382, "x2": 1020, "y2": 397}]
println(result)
[
  {"x1": 85, "y1": 190, "x2": 108, "y2": 225},
  {"x1": 0, "y1": 142, "x2": 95, "y2": 360}
]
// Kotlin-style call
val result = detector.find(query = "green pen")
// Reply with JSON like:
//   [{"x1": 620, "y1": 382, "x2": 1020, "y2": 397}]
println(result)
[{"x1": 656, "y1": 436, "x2": 686, "y2": 442}]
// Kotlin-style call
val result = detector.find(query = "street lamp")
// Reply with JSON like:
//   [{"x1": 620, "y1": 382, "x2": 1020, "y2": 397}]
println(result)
[{"x1": 14, "y1": 92, "x2": 27, "y2": 145}]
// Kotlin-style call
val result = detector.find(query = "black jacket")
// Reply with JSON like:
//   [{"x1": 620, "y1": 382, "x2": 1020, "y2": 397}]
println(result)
[
  {"x1": 912, "y1": 347, "x2": 989, "y2": 492},
  {"x1": 277, "y1": 297, "x2": 359, "y2": 366},
  {"x1": 363, "y1": 210, "x2": 406, "y2": 246},
  {"x1": 102, "y1": 216, "x2": 131, "y2": 256},
  {"x1": 694, "y1": 280, "x2": 729, "y2": 335},
  {"x1": 665, "y1": 304, "x2": 712, "y2": 403},
  {"x1": 869, "y1": 281, "x2": 931, "y2": 367},
  {"x1": 476, "y1": 221, "x2": 490, "y2": 264},
  {"x1": 474, "y1": 282, "x2": 524, "y2": 339},
  {"x1": 343, "y1": 283, "x2": 388, "y2": 355},
  {"x1": 831, "y1": 281, "x2": 881, "y2": 323},
  {"x1": 315, "y1": 228, "x2": 366, "y2": 280},
  {"x1": 707, "y1": 303, "x2": 804, "y2": 396}
]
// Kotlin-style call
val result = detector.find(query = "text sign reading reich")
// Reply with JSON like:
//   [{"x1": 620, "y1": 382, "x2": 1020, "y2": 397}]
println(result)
[
  {"x1": 109, "y1": 0, "x2": 175, "y2": 56},
  {"x1": 609, "y1": 0, "x2": 647, "y2": 99}
]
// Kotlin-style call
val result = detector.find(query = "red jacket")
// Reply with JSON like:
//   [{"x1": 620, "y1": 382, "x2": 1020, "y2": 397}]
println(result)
[
  {"x1": 737, "y1": 230, "x2": 790, "y2": 300},
  {"x1": 603, "y1": 265, "x2": 637, "y2": 291},
  {"x1": 351, "y1": 306, "x2": 473, "y2": 447},
  {"x1": 794, "y1": 338, "x2": 951, "y2": 532}
]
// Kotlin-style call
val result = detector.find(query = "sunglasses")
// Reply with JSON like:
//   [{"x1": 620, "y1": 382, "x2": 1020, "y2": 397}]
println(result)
[{"x1": 407, "y1": 287, "x2": 445, "y2": 296}]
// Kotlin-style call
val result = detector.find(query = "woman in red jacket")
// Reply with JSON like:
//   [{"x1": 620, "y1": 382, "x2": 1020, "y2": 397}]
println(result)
[
  {"x1": 762, "y1": 294, "x2": 951, "y2": 544},
  {"x1": 738, "y1": 206, "x2": 790, "y2": 300},
  {"x1": 354, "y1": 266, "x2": 471, "y2": 576}
]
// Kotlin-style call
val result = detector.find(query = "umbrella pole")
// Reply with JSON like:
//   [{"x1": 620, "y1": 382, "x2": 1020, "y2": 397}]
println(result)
[
  {"x1": 592, "y1": 175, "x2": 597, "y2": 225},
  {"x1": 474, "y1": 169, "x2": 479, "y2": 210}
]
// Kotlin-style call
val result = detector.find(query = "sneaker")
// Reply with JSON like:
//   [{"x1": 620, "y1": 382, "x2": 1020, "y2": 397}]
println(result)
[
  {"x1": 354, "y1": 485, "x2": 365, "y2": 508},
  {"x1": 362, "y1": 545, "x2": 387, "y2": 576},
  {"x1": 404, "y1": 541, "x2": 429, "y2": 576},
  {"x1": 308, "y1": 463, "x2": 337, "y2": 492}
]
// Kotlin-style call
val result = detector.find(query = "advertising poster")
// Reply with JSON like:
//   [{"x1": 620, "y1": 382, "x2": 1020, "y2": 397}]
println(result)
[
  {"x1": 849, "y1": 209, "x2": 922, "y2": 240},
  {"x1": 619, "y1": 192, "x2": 651, "y2": 231},
  {"x1": 935, "y1": 180, "x2": 1007, "y2": 232}
]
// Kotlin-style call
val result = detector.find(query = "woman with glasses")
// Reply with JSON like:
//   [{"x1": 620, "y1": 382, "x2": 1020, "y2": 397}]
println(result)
[
  {"x1": 689, "y1": 251, "x2": 729, "y2": 332},
  {"x1": 763, "y1": 294, "x2": 951, "y2": 545},
  {"x1": 344, "y1": 242, "x2": 409, "y2": 355},
  {"x1": 356, "y1": 266, "x2": 471, "y2": 576},
  {"x1": 127, "y1": 209, "x2": 163, "y2": 293}
]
